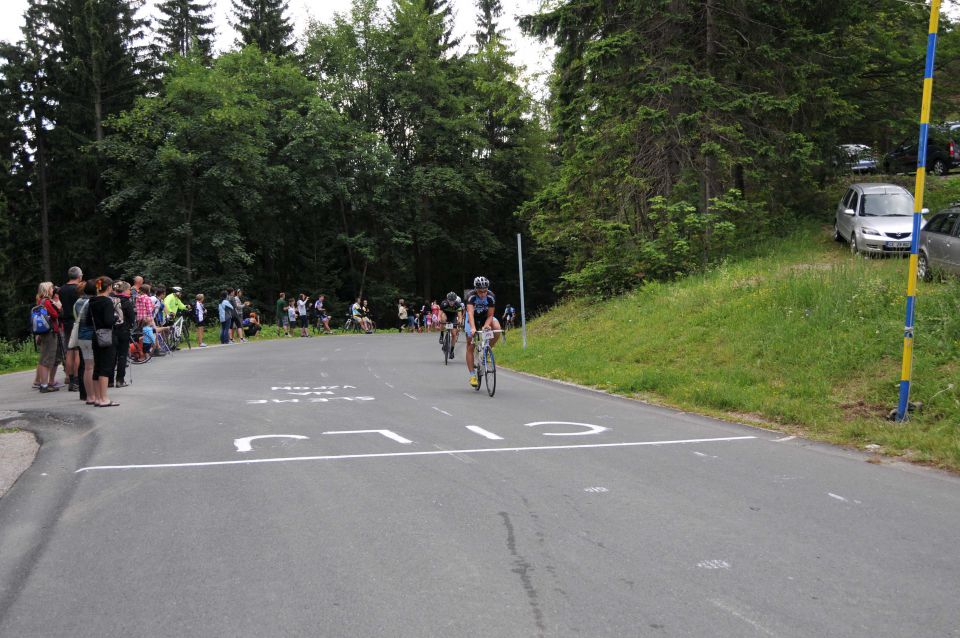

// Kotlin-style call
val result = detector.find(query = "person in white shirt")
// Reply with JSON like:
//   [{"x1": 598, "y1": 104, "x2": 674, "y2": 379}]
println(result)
[{"x1": 296, "y1": 294, "x2": 310, "y2": 337}]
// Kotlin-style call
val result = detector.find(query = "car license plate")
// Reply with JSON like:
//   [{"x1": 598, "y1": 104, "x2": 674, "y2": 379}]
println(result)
[{"x1": 885, "y1": 241, "x2": 909, "y2": 248}]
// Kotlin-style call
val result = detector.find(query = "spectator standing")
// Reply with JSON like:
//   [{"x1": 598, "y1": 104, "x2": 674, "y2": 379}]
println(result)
[
  {"x1": 33, "y1": 282, "x2": 62, "y2": 393},
  {"x1": 89, "y1": 277, "x2": 118, "y2": 407},
  {"x1": 431, "y1": 300, "x2": 441, "y2": 332},
  {"x1": 275, "y1": 292, "x2": 288, "y2": 336},
  {"x1": 287, "y1": 298, "x2": 297, "y2": 334},
  {"x1": 74, "y1": 281, "x2": 96, "y2": 403},
  {"x1": 397, "y1": 299, "x2": 408, "y2": 333},
  {"x1": 135, "y1": 283, "x2": 154, "y2": 323},
  {"x1": 193, "y1": 294, "x2": 207, "y2": 347},
  {"x1": 232, "y1": 289, "x2": 245, "y2": 342},
  {"x1": 297, "y1": 294, "x2": 310, "y2": 337},
  {"x1": 109, "y1": 281, "x2": 135, "y2": 388},
  {"x1": 218, "y1": 292, "x2": 233, "y2": 344},
  {"x1": 131, "y1": 275, "x2": 143, "y2": 300},
  {"x1": 59, "y1": 266, "x2": 83, "y2": 391}
]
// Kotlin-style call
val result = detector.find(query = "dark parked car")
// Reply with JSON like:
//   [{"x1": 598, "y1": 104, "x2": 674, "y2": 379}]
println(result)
[
  {"x1": 883, "y1": 128, "x2": 960, "y2": 176},
  {"x1": 918, "y1": 207, "x2": 960, "y2": 280}
]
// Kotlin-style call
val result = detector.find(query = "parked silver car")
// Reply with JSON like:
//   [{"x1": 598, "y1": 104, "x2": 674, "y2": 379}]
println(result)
[
  {"x1": 834, "y1": 183, "x2": 926, "y2": 256},
  {"x1": 918, "y1": 207, "x2": 960, "y2": 280}
]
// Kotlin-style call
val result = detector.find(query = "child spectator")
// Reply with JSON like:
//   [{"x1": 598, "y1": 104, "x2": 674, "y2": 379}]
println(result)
[{"x1": 287, "y1": 298, "x2": 297, "y2": 335}]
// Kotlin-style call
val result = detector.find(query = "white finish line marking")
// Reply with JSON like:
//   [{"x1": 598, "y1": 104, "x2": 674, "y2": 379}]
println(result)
[
  {"x1": 324, "y1": 430, "x2": 413, "y2": 445},
  {"x1": 234, "y1": 435, "x2": 308, "y2": 453},
  {"x1": 432, "y1": 407, "x2": 453, "y2": 417},
  {"x1": 75, "y1": 436, "x2": 757, "y2": 473},
  {"x1": 466, "y1": 425, "x2": 503, "y2": 440},
  {"x1": 403, "y1": 393, "x2": 418, "y2": 401}
]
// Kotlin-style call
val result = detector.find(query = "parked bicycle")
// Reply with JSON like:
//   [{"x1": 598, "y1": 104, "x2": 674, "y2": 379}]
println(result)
[{"x1": 168, "y1": 314, "x2": 192, "y2": 350}]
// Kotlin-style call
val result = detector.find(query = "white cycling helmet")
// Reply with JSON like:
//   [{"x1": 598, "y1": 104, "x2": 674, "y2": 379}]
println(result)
[
  {"x1": 446, "y1": 291, "x2": 458, "y2": 303},
  {"x1": 473, "y1": 276, "x2": 490, "y2": 290},
  {"x1": 172, "y1": 286, "x2": 183, "y2": 293}
]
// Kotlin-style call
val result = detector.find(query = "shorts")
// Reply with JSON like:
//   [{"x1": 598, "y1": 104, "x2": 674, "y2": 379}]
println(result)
[
  {"x1": 92, "y1": 341, "x2": 114, "y2": 378},
  {"x1": 78, "y1": 339, "x2": 94, "y2": 362},
  {"x1": 38, "y1": 332, "x2": 61, "y2": 367},
  {"x1": 232, "y1": 316, "x2": 241, "y2": 329},
  {"x1": 62, "y1": 321, "x2": 76, "y2": 348},
  {"x1": 298, "y1": 316, "x2": 308, "y2": 328}
]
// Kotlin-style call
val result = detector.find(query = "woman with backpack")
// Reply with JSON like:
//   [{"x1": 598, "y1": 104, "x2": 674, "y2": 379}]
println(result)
[
  {"x1": 89, "y1": 277, "x2": 118, "y2": 407},
  {"x1": 33, "y1": 282, "x2": 63, "y2": 393}
]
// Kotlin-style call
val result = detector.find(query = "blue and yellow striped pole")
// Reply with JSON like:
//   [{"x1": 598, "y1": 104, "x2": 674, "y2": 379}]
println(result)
[{"x1": 897, "y1": 0, "x2": 941, "y2": 422}]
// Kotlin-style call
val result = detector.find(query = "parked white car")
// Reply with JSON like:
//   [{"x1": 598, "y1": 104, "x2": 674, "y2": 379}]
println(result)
[{"x1": 834, "y1": 183, "x2": 926, "y2": 256}]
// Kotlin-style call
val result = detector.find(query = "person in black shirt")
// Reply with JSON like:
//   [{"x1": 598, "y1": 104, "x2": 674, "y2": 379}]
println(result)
[
  {"x1": 89, "y1": 277, "x2": 119, "y2": 407},
  {"x1": 59, "y1": 266, "x2": 83, "y2": 391},
  {"x1": 108, "y1": 281, "x2": 136, "y2": 388},
  {"x1": 439, "y1": 292, "x2": 464, "y2": 359}
]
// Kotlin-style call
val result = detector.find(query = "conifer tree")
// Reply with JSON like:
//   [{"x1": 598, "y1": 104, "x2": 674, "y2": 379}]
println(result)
[
  {"x1": 231, "y1": 0, "x2": 295, "y2": 56},
  {"x1": 156, "y1": 0, "x2": 216, "y2": 59},
  {"x1": 474, "y1": 0, "x2": 504, "y2": 48}
]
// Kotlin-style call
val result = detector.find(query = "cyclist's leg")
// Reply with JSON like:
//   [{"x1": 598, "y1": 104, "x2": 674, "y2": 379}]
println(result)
[
  {"x1": 464, "y1": 322, "x2": 475, "y2": 373},
  {"x1": 489, "y1": 318, "x2": 502, "y2": 347}
]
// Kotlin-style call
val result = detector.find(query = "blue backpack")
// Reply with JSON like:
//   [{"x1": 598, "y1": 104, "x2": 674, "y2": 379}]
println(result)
[{"x1": 31, "y1": 304, "x2": 52, "y2": 335}]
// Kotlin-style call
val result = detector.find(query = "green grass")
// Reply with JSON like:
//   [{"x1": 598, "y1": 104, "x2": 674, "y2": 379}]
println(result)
[
  {"x1": 0, "y1": 339, "x2": 39, "y2": 375},
  {"x1": 499, "y1": 223, "x2": 960, "y2": 472}
]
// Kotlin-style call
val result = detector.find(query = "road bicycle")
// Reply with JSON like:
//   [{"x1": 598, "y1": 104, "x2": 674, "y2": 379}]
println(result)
[
  {"x1": 168, "y1": 314, "x2": 192, "y2": 350},
  {"x1": 342, "y1": 315, "x2": 363, "y2": 333},
  {"x1": 471, "y1": 328, "x2": 502, "y2": 397},
  {"x1": 440, "y1": 321, "x2": 459, "y2": 365}
]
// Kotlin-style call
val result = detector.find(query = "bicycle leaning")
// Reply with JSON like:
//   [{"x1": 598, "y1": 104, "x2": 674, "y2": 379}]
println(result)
[{"x1": 471, "y1": 328, "x2": 501, "y2": 397}]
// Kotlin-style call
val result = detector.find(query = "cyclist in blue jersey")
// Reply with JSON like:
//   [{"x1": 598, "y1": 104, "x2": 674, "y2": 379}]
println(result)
[
  {"x1": 464, "y1": 276, "x2": 501, "y2": 388},
  {"x1": 502, "y1": 303, "x2": 516, "y2": 329}
]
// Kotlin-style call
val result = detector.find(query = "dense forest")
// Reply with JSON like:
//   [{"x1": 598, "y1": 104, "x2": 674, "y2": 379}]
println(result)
[{"x1": 1, "y1": 0, "x2": 958, "y2": 338}]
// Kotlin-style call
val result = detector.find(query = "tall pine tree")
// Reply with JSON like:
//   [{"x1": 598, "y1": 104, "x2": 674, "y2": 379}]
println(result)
[
  {"x1": 156, "y1": 0, "x2": 216, "y2": 59},
  {"x1": 231, "y1": 0, "x2": 295, "y2": 56}
]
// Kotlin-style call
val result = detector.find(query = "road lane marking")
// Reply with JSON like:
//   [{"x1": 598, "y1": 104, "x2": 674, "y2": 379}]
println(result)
[
  {"x1": 324, "y1": 429, "x2": 413, "y2": 445},
  {"x1": 403, "y1": 393, "x2": 418, "y2": 400},
  {"x1": 466, "y1": 425, "x2": 503, "y2": 440},
  {"x1": 385, "y1": 383, "x2": 394, "y2": 388},
  {"x1": 234, "y1": 435, "x2": 309, "y2": 453},
  {"x1": 525, "y1": 421, "x2": 609, "y2": 436},
  {"x1": 774, "y1": 436, "x2": 796, "y2": 442},
  {"x1": 75, "y1": 436, "x2": 757, "y2": 472},
  {"x1": 432, "y1": 407, "x2": 453, "y2": 416}
]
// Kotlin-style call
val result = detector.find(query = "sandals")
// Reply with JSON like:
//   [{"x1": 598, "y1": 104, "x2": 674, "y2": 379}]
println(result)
[{"x1": 96, "y1": 402, "x2": 120, "y2": 408}]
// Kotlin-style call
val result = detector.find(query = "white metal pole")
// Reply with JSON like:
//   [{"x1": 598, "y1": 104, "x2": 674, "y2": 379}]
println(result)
[{"x1": 517, "y1": 233, "x2": 527, "y2": 350}]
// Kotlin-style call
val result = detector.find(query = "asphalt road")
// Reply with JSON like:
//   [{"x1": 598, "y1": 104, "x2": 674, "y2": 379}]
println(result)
[{"x1": 0, "y1": 333, "x2": 958, "y2": 637}]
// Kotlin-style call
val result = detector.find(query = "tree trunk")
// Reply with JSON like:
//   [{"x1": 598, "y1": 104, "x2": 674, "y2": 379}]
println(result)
[
  {"x1": 185, "y1": 194, "x2": 194, "y2": 283},
  {"x1": 35, "y1": 113, "x2": 51, "y2": 281}
]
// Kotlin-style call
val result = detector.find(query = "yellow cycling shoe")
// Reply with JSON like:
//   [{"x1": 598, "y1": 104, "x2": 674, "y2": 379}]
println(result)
[{"x1": 469, "y1": 374, "x2": 479, "y2": 388}]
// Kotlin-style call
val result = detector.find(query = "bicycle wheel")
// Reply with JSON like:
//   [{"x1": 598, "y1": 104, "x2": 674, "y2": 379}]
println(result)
[
  {"x1": 342, "y1": 318, "x2": 353, "y2": 333},
  {"x1": 183, "y1": 324, "x2": 192, "y2": 350},
  {"x1": 473, "y1": 343, "x2": 483, "y2": 392},
  {"x1": 443, "y1": 331, "x2": 450, "y2": 365},
  {"x1": 484, "y1": 346, "x2": 496, "y2": 397}
]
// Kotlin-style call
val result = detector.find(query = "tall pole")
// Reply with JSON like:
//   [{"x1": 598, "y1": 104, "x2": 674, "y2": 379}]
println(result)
[
  {"x1": 897, "y1": 0, "x2": 941, "y2": 422},
  {"x1": 517, "y1": 233, "x2": 527, "y2": 350}
]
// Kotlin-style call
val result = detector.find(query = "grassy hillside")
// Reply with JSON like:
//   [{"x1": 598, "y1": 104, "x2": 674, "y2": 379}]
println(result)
[{"x1": 499, "y1": 223, "x2": 960, "y2": 471}]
